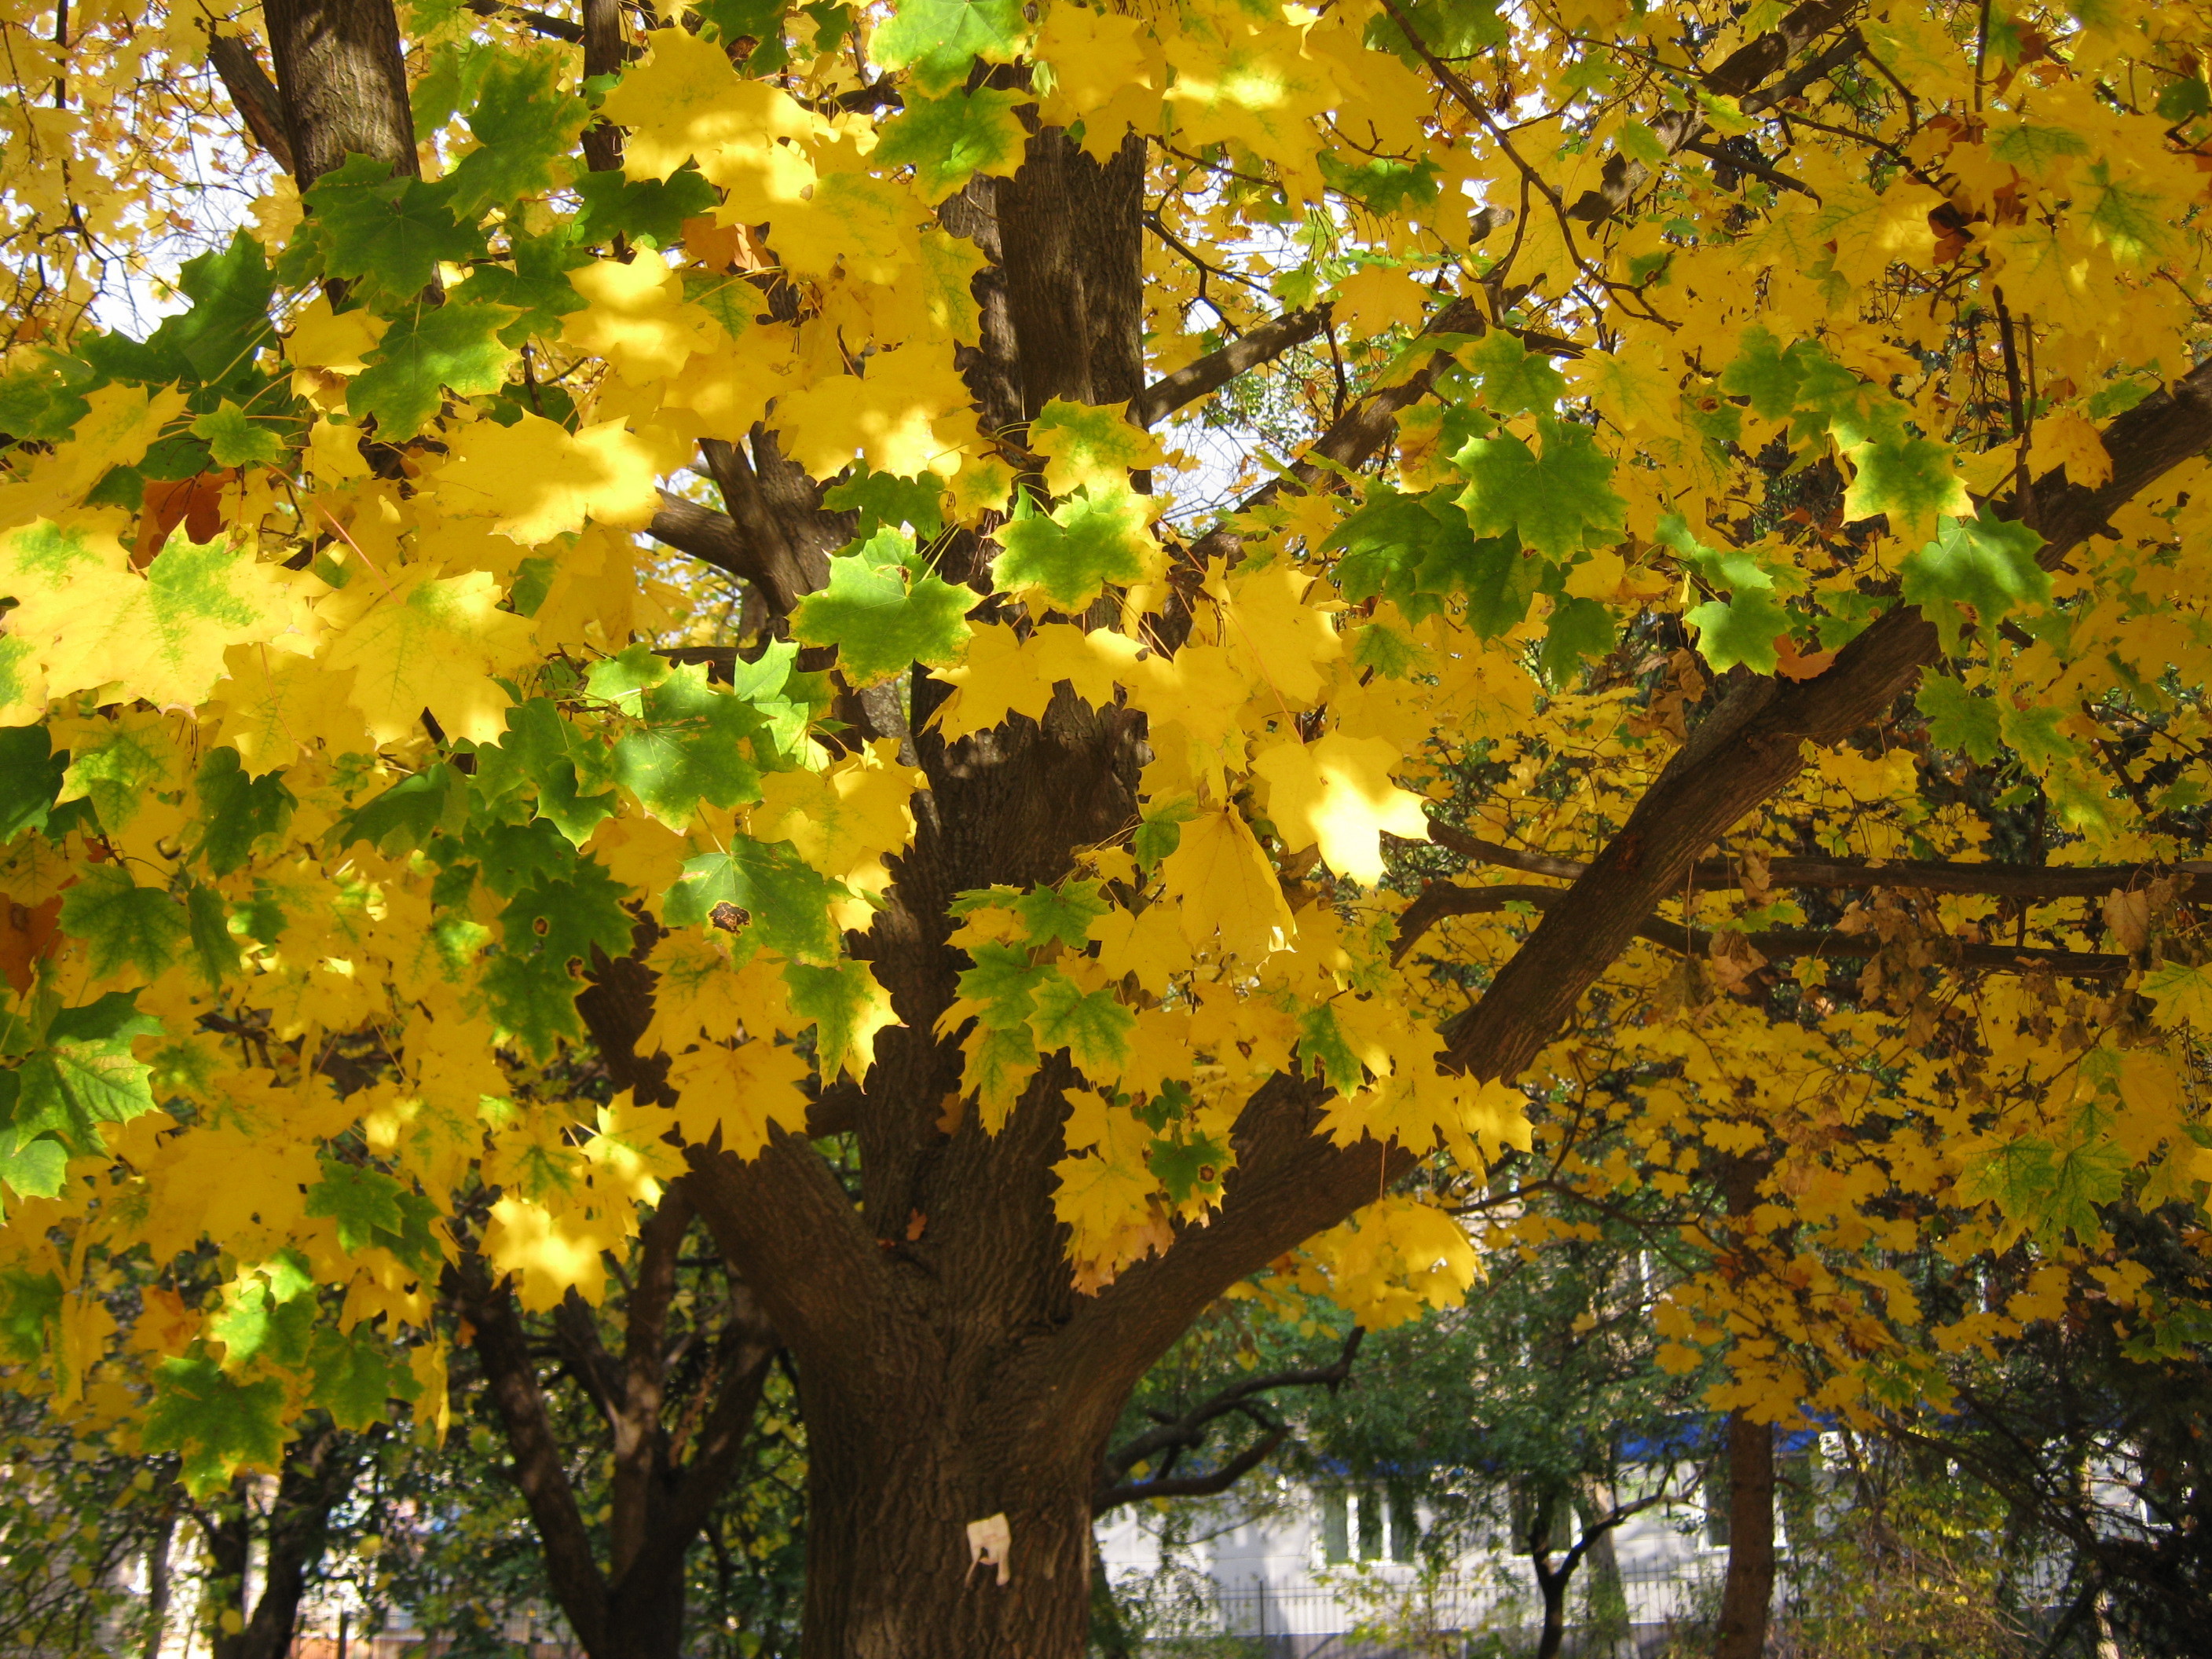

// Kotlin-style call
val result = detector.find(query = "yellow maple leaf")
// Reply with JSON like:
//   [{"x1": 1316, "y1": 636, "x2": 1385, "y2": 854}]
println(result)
[
  {"x1": 211, "y1": 644, "x2": 370, "y2": 773},
  {"x1": 562, "y1": 250, "x2": 723, "y2": 382},
  {"x1": 320, "y1": 564, "x2": 538, "y2": 745},
  {"x1": 1251, "y1": 731, "x2": 1429, "y2": 884},
  {"x1": 664, "y1": 1037, "x2": 811, "y2": 1160},
  {"x1": 2028, "y1": 409, "x2": 2114, "y2": 489},
  {"x1": 601, "y1": 27, "x2": 819, "y2": 190},
  {"x1": 765, "y1": 170, "x2": 922, "y2": 285},
  {"x1": 751, "y1": 739, "x2": 922, "y2": 925},
  {"x1": 1157, "y1": 800, "x2": 1296, "y2": 960},
  {"x1": 1204, "y1": 562, "x2": 1342, "y2": 708},
  {"x1": 435, "y1": 413, "x2": 663, "y2": 544},
  {"x1": 482, "y1": 1196, "x2": 612, "y2": 1311},
  {"x1": 767, "y1": 348, "x2": 975, "y2": 478}
]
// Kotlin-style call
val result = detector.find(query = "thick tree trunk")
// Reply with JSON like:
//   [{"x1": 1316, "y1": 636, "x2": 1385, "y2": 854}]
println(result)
[
  {"x1": 261, "y1": 0, "x2": 419, "y2": 187},
  {"x1": 1713, "y1": 1411, "x2": 1776, "y2": 1659}
]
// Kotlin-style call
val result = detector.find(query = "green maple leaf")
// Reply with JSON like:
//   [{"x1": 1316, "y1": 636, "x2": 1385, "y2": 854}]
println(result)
[
  {"x1": 1460, "y1": 331, "x2": 1566, "y2": 417},
  {"x1": 873, "y1": 0, "x2": 1028, "y2": 92},
  {"x1": 1717, "y1": 325, "x2": 1819, "y2": 422},
  {"x1": 1686, "y1": 589, "x2": 1792, "y2": 675},
  {"x1": 0, "y1": 1137, "x2": 65, "y2": 1207},
  {"x1": 1840, "y1": 436, "x2": 1972, "y2": 541},
  {"x1": 192, "y1": 746, "x2": 295, "y2": 875},
  {"x1": 1317, "y1": 152, "x2": 1441, "y2": 213},
  {"x1": 873, "y1": 87, "x2": 1027, "y2": 203},
  {"x1": 308, "y1": 1325, "x2": 416, "y2": 1430},
  {"x1": 80, "y1": 232, "x2": 277, "y2": 396},
  {"x1": 1999, "y1": 704, "x2": 2075, "y2": 773},
  {"x1": 992, "y1": 491, "x2": 1152, "y2": 611},
  {"x1": 186, "y1": 883, "x2": 241, "y2": 991},
  {"x1": 2086, "y1": 159, "x2": 2169, "y2": 264},
  {"x1": 501, "y1": 862, "x2": 635, "y2": 975},
  {"x1": 210, "y1": 1257, "x2": 316, "y2": 1369},
  {"x1": 1417, "y1": 528, "x2": 1539, "y2": 638},
  {"x1": 484, "y1": 698, "x2": 617, "y2": 845},
  {"x1": 1327, "y1": 485, "x2": 1467, "y2": 621},
  {"x1": 189, "y1": 401, "x2": 289, "y2": 469},
  {"x1": 783, "y1": 960, "x2": 888, "y2": 1082},
  {"x1": 957, "y1": 941, "x2": 1052, "y2": 1030},
  {"x1": 306, "y1": 158, "x2": 486, "y2": 302},
  {"x1": 1900, "y1": 509, "x2": 2049, "y2": 649},
  {"x1": 142, "y1": 1353, "x2": 288, "y2": 1496},
  {"x1": 1008, "y1": 880, "x2": 1111, "y2": 950},
  {"x1": 1297, "y1": 1004, "x2": 1366, "y2": 1093},
  {"x1": 1973, "y1": 1133, "x2": 2125, "y2": 1245},
  {"x1": 348, "y1": 302, "x2": 518, "y2": 440},
  {"x1": 58, "y1": 866, "x2": 189, "y2": 980},
  {"x1": 792, "y1": 529, "x2": 976, "y2": 687},
  {"x1": 0, "y1": 991, "x2": 161, "y2": 1160},
  {"x1": 573, "y1": 167, "x2": 719, "y2": 247},
  {"x1": 1454, "y1": 416, "x2": 1626, "y2": 559},
  {"x1": 451, "y1": 225, "x2": 593, "y2": 346},
  {"x1": 822, "y1": 469, "x2": 948, "y2": 539},
  {"x1": 1915, "y1": 676, "x2": 2002, "y2": 764},
  {"x1": 1148, "y1": 1130, "x2": 1230, "y2": 1203},
  {"x1": 0, "y1": 1267, "x2": 60, "y2": 1361},
  {"x1": 331, "y1": 764, "x2": 467, "y2": 855},
  {"x1": 0, "y1": 727, "x2": 67, "y2": 840},
  {"x1": 1537, "y1": 595, "x2": 1617, "y2": 689},
  {"x1": 1027, "y1": 972, "x2": 1133, "y2": 1076},
  {"x1": 663, "y1": 838, "x2": 844, "y2": 962},
  {"x1": 445, "y1": 55, "x2": 588, "y2": 216},
  {"x1": 306, "y1": 1161, "x2": 410, "y2": 1253},
  {"x1": 610, "y1": 664, "x2": 766, "y2": 832}
]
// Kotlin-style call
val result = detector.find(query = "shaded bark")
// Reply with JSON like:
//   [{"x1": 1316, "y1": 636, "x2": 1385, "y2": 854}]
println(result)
[
  {"x1": 203, "y1": 1423, "x2": 366, "y2": 1659},
  {"x1": 1714, "y1": 1413, "x2": 1778, "y2": 1659},
  {"x1": 261, "y1": 0, "x2": 419, "y2": 187}
]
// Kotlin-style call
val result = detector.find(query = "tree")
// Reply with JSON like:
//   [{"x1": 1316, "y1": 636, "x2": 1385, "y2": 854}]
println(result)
[{"x1": 4, "y1": 0, "x2": 2212, "y2": 1654}]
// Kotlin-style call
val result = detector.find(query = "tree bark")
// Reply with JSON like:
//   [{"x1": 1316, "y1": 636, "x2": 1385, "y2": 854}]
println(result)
[
  {"x1": 261, "y1": 0, "x2": 419, "y2": 187},
  {"x1": 1713, "y1": 1412, "x2": 1777, "y2": 1659}
]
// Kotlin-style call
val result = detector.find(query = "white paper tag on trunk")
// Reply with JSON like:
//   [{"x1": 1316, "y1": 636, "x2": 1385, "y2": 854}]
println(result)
[{"x1": 965, "y1": 1512, "x2": 1012, "y2": 1586}]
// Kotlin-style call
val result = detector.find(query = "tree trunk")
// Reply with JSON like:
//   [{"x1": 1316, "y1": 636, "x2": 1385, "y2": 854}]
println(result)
[
  {"x1": 261, "y1": 0, "x2": 419, "y2": 188},
  {"x1": 1713, "y1": 1411, "x2": 1775, "y2": 1659},
  {"x1": 140, "y1": 1506, "x2": 177, "y2": 1659}
]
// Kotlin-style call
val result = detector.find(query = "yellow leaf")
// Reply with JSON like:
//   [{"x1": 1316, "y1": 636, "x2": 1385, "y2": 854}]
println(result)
[
  {"x1": 1157, "y1": 801, "x2": 1295, "y2": 960},
  {"x1": 2029, "y1": 410, "x2": 2113, "y2": 489},
  {"x1": 1251, "y1": 731, "x2": 1428, "y2": 885},
  {"x1": 435, "y1": 413, "x2": 664, "y2": 544},
  {"x1": 562, "y1": 249, "x2": 723, "y2": 382},
  {"x1": 663, "y1": 1038, "x2": 812, "y2": 1159},
  {"x1": 482, "y1": 1196, "x2": 611, "y2": 1311},
  {"x1": 768, "y1": 347, "x2": 975, "y2": 478},
  {"x1": 321, "y1": 565, "x2": 537, "y2": 745}
]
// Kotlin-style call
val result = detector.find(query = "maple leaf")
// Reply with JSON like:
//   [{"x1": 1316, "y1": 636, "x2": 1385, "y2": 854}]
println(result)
[
  {"x1": 562, "y1": 251, "x2": 721, "y2": 383},
  {"x1": 874, "y1": 87, "x2": 1030, "y2": 203},
  {"x1": 663, "y1": 838, "x2": 844, "y2": 963},
  {"x1": 1157, "y1": 803, "x2": 1296, "y2": 961},
  {"x1": 0, "y1": 990, "x2": 162, "y2": 1158},
  {"x1": 784, "y1": 960, "x2": 899, "y2": 1083},
  {"x1": 189, "y1": 401, "x2": 288, "y2": 470},
  {"x1": 1459, "y1": 332, "x2": 1566, "y2": 416},
  {"x1": 994, "y1": 489, "x2": 1158, "y2": 611},
  {"x1": 58, "y1": 866, "x2": 189, "y2": 980},
  {"x1": 308, "y1": 1324, "x2": 417, "y2": 1431},
  {"x1": 664, "y1": 1038, "x2": 812, "y2": 1161},
  {"x1": 1251, "y1": 732, "x2": 1430, "y2": 885},
  {"x1": 790, "y1": 529, "x2": 976, "y2": 687},
  {"x1": 1841, "y1": 436, "x2": 1972, "y2": 549},
  {"x1": 349, "y1": 302, "x2": 518, "y2": 441},
  {"x1": 1915, "y1": 676, "x2": 2003, "y2": 764},
  {"x1": 610, "y1": 664, "x2": 766, "y2": 830},
  {"x1": 322, "y1": 565, "x2": 537, "y2": 746},
  {"x1": 1027, "y1": 400, "x2": 1168, "y2": 496},
  {"x1": 873, "y1": 0, "x2": 1031, "y2": 93},
  {"x1": 768, "y1": 348, "x2": 975, "y2": 479},
  {"x1": 444, "y1": 52, "x2": 588, "y2": 215},
  {"x1": 302, "y1": 157, "x2": 485, "y2": 302},
  {"x1": 1454, "y1": 417, "x2": 1626, "y2": 559},
  {"x1": 141, "y1": 1353, "x2": 287, "y2": 1496},
  {"x1": 435, "y1": 413, "x2": 664, "y2": 544},
  {"x1": 1900, "y1": 510, "x2": 2051, "y2": 649},
  {"x1": 1027, "y1": 972, "x2": 1134, "y2": 1079}
]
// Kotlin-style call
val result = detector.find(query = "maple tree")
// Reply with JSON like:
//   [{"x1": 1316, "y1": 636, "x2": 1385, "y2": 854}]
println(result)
[{"x1": 5, "y1": 0, "x2": 2212, "y2": 1652}]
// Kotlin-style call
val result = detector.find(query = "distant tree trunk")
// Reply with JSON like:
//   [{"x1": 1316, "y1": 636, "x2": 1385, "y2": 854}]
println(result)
[
  {"x1": 140, "y1": 1506, "x2": 177, "y2": 1659},
  {"x1": 1528, "y1": 1489, "x2": 1577, "y2": 1659},
  {"x1": 1575, "y1": 1476, "x2": 1629, "y2": 1658},
  {"x1": 1713, "y1": 1412, "x2": 1776, "y2": 1659},
  {"x1": 202, "y1": 1425, "x2": 368, "y2": 1659}
]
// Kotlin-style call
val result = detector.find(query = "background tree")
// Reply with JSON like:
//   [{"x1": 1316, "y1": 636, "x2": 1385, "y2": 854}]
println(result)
[{"x1": 5, "y1": 2, "x2": 2212, "y2": 1657}]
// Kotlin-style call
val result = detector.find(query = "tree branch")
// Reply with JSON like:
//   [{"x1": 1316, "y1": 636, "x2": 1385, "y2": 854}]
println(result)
[
  {"x1": 1127, "y1": 308, "x2": 1328, "y2": 430},
  {"x1": 202, "y1": 31, "x2": 296, "y2": 174},
  {"x1": 1395, "y1": 882, "x2": 2133, "y2": 978},
  {"x1": 1420, "y1": 821, "x2": 2212, "y2": 903},
  {"x1": 1093, "y1": 1425, "x2": 1291, "y2": 1513},
  {"x1": 1438, "y1": 353, "x2": 2212, "y2": 1077},
  {"x1": 462, "y1": 0, "x2": 584, "y2": 42}
]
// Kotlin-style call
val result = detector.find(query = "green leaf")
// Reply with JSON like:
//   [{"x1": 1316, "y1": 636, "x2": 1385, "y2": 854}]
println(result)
[
  {"x1": 1459, "y1": 331, "x2": 1566, "y2": 417},
  {"x1": 610, "y1": 665, "x2": 766, "y2": 831},
  {"x1": 58, "y1": 866, "x2": 188, "y2": 980},
  {"x1": 445, "y1": 53, "x2": 588, "y2": 215},
  {"x1": 1718, "y1": 325, "x2": 1819, "y2": 422},
  {"x1": 186, "y1": 884, "x2": 241, "y2": 990},
  {"x1": 1327, "y1": 485, "x2": 1465, "y2": 620},
  {"x1": 193, "y1": 745, "x2": 295, "y2": 875},
  {"x1": 189, "y1": 401, "x2": 289, "y2": 470},
  {"x1": 142, "y1": 1353, "x2": 288, "y2": 1496},
  {"x1": 1317, "y1": 152, "x2": 1441, "y2": 213},
  {"x1": 1686, "y1": 589, "x2": 1791, "y2": 675},
  {"x1": 486, "y1": 698, "x2": 617, "y2": 845},
  {"x1": 873, "y1": 86, "x2": 1027, "y2": 203},
  {"x1": 1027, "y1": 972, "x2": 1133, "y2": 1076},
  {"x1": 59, "y1": 717, "x2": 178, "y2": 833},
  {"x1": 822, "y1": 469, "x2": 947, "y2": 539},
  {"x1": 1148, "y1": 1130, "x2": 1229, "y2": 1203},
  {"x1": 1297, "y1": 1004, "x2": 1366, "y2": 1093},
  {"x1": 1900, "y1": 509, "x2": 2050, "y2": 650},
  {"x1": 1972, "y1": 1133, "x2": 2124, "y2": 1245},
  {"x1": 500, "y1": 861, "x2": 635, "y2": 973},
  {"x1": 1008, "y1": 880, "x2": 1111, "y2": 950},
  {"x1": 663, "y1": 838, "x2": 844, "y2": 961},
  {"x1": 304, "y1": 1161, "x2": 410, "y2": 1253},
  {"x1": 306, "y1": 158, "x2": 486, "y2": 302},
  {"x1": 956, "y1": 940, "x2": 1052, "y2": 1029},
  {"x1": 1454, "y1": 417, "x2": 1626, "y2": 559},
  {"x1": 331, "y1": 764, "x2": 467, "y2": 855},
  {"x1": 0, "y1": 727, "x2": 66, "y2": 840},
  {"x1": 0, "y1": 1266, "x2": 60, "y2": 1361},
  {"x1": 0, "y1": 1135, "x2": 65, "y2": 1205},
  {"x1": 1133, "y1": 797, "x2": 1198, "y2": 868},
  {"x1": 873, "y1": 0, "x2": 1028, "y2": 92},
  {"x1": 79, "y1": 232, "x2": 277, "y2": 396},
  {"x1": 1840, "y1": 436, "x2": 1972, "y2": 537},
  {"x1": 992, "y1": 491, "x2": 1152, "y2": 611},
  {"x1": 308, "y1": 1324, "x2": 416, "y2": 1430},
  {"x1": 0, "y1": 991, "x2": 161, "y2": 1161},
  {"x1": 1536, "y1": 595, "x2": 1617, "y2": 689},
  {"x1": 2085, "y1": 159, "x2": 2169, "y2": 264},
  {"x1": 2145, "y1": 961, "x2": 2212, "y2": 1028},
  {"x1": 782, "y1": 959, "x2": 888, "y2": 1082},
  {"x1": 1999, "y1": 704, "x2": 2076, "y2": 773},
  {"x1": 573, "y1": 166, "x2": 719, "y2": 248},
  {"x1": 1915, "y1": 676, "x2": 2002, "y2": 764},
  {"x1": 791, "y1": 529, "x2": 976, "y2": 687},
  {"x1": 348, "y1": 302, "x2": 518, "y2": 441},
  {"x1": 451, "y1": 224, "x2": 594, "y2": 346}
]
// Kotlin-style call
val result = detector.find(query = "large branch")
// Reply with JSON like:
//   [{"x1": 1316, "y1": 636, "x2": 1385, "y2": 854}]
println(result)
[
  {"x1": 452, "y1": 1260, "x2": 609, "y2": 1654},
  {"x1": 1421, "y1": 822, "x2": 2212, "y2": 903},
  {"x1": 1127, "y1": 308, "x2": 1328, "y2": 430},
  {"x1": 1563, "y1": 0, "x2": 1866, "y2": 226},
  {"x1": 462, "y1": 0, "x2": 584, "y2": 42},
  {"x1": 202, "y1": 31, "x2": 297, "y2": 174},
  {"x1": 1440, "y1": 354, "x2": 2212, "y2": 1077},
  {"x1": 1395, "y1": 882, "x2": 2133, "y2": 979}
]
